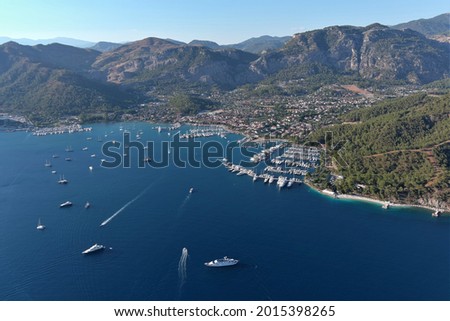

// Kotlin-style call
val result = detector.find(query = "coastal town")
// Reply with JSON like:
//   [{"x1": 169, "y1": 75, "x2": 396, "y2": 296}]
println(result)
[
  {"x1": 133, "y1": 83, "x2": 429, "y2": 141},
  {"x1": 1, "y1": 83, "x2": 429, "y2": 143}
]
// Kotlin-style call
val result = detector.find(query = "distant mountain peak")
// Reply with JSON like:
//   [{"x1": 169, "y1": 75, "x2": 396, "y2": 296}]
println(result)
[
  {"x1": 0, "y1": 36, "x2": 95, "y2": 48},
  {"x1": 364, "y1": 23, "x2": 390, "y2": 30},
  {"x1": 132, "y1": 37, "x2": 179, "y2": 49},
  {"x1": 226, "y1": 35, "x2": 291, "y2": 54},
  {"x1": 392, "y1": 13, "x2": 450, "y2": 37},
  {"x1": 188, "y1": 40, "x2": 221, "y2": 49},
  {"x1": 90, "y1": 41, "x2": 123, "y2": 52}
]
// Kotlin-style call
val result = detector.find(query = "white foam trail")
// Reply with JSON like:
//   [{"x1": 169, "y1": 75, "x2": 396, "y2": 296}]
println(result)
[
  {"x1": 178, "y1": 194, "x2": 191, "y2": 210},
  {"x1": 100, "y1": 186, "x2": 151, "y2": 226},
  {"x1": 178, "y1": 247, "x2": 188, "y2": 289}
]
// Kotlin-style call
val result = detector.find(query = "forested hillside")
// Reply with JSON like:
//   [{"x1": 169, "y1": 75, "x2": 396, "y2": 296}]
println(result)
[{"x1": 309, "y1": 93, "x2": 450, "y2": 209}]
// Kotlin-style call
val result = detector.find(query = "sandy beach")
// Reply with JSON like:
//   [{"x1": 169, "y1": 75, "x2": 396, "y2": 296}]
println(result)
[{"x1": 305, "y1": 182, "x2": 447, "y2": 215}]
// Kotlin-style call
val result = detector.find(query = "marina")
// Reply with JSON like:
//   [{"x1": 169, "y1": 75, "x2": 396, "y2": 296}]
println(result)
[
  {"x1": 222, "y1": 145, "x2": 318, "y2": 188},
  {"x1": 179, "y1": 126, "x2": 229, "y2": 139},
  {"x1": 33, "y1": 124, "x2": 92, "y2": 136}
]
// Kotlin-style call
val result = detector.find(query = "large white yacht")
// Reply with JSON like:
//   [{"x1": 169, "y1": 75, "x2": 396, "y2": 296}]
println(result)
[{"x1": 204, "y1": 256, "x2": 239, "y2": 267}]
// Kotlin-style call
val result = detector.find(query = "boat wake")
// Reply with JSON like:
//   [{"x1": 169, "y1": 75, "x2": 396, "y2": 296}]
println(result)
[
  {"x1": 179, "y1": 194, "x2": 191, "y2": 210},
  {"x1": 178, "y1": 247, "x2": 188, "y2": 290},
  {"x1": 100, "y1": 185, "x2": 152, "y2": 227}
]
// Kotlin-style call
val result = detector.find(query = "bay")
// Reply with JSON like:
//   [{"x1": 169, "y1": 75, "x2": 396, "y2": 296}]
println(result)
[{"x1": 0, "y1": 122, "x2": 449, "y2": 300}]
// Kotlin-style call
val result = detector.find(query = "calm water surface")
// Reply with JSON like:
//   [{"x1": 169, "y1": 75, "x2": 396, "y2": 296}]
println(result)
[{"x1": 0, "y1": 123, "x2": 449, "y2": 300}]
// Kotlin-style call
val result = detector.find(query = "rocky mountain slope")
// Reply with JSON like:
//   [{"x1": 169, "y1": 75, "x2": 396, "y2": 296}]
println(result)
[
  {"x1": 92, "y1": 37, "x2": 261, "y2": 90},
  {"x1": 392, "y1": 13, "x2": 450, "y2": 37},
  {"x1": 252, "y1": 24, "x2": 450, "y2": 84}
]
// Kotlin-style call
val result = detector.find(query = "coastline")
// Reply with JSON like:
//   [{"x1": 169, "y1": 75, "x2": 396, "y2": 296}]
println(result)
[
  {"x1": 185, "y1": 122, "x2": 449, "y2": 216},
  {"x1": 182, "y1": 121, "x2": 247, "y2": 139},
  {"x1": 22, "y1": 119, "x2": 448, "y2": 216},
  {"x1": 304, "y1": 181, "x2": 448, "y2": 215}
]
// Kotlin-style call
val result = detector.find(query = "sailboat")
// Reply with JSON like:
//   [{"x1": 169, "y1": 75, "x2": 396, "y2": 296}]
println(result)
[
  {"x1": 36, "y1": 218, "x2": 46, "y2": 230},
  {"x1": 58, "y1": 175, "x2": 68, "y2": 184},
  {"x1": 44, "y1": 160, "x2": 52, "y2": 167}
]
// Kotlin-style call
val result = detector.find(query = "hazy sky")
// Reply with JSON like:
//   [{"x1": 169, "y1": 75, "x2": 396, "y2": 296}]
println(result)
[{"x1": 0, "y1": 0, "x2": 448, "y2": 44}]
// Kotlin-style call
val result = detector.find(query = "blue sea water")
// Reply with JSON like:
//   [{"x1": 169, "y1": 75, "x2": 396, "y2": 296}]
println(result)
[{"x1": 0, "y1": 122, "x2": 449, "y2": 301}]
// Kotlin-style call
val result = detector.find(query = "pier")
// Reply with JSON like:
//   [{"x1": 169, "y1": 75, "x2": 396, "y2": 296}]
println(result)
[{"x1": 221, "y1": 143, "x2": 322, "y2": 189}]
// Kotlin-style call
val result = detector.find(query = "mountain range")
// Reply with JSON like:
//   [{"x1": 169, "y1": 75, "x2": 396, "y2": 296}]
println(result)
[
  {"x1": 0, "y1": 14, "x2": 449, "y2": 123},
  {"x1": 2, "y1": 13, "x2": 448, "y2": 51},
  {"x1": 392, "y1": 13, "x2": 450, "y2": 37},
  {"x1": 0, "y1": 36, "x2": 96, "y2": 48},
  {"x1": 0, "y1": 35, "x2": 292, "y2": 54}
]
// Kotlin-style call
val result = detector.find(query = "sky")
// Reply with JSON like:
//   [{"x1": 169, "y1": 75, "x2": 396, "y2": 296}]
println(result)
[{"x1": 0, "y1": 0, "x2": 448, "y2": 44}]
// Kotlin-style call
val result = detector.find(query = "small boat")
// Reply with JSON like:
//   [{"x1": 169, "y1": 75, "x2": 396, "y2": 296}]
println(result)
[
  {"x1": 51, "y1": 170, "x2": 57, "y2": 174},
  {"x1": 287, "y1": 179, "x2": 294, "y2": 188},
  {"x1": 58, "y1": 175, "x2": 68, "y2": 184},
  {"x1": 65, "y1": 146, "x2": 73, "y2": 152},
  {"x1": 85, "y1": 202, "x2": 90, "y2": 209},
  {"x1": 82, "y1": 147, "x2": 88, "y2": 151},
  {"x1": 60, "y1": 201, "x2": 73, "y2": 208},
  {"x1": 52, "y1": 154, "x2": 59, "y2": 158},
  {"x1": 82, "y1": 243, "x2": 105, "y2": 254},
  {"x1": 189, "y1": 187, "x2": 194, "y2": 193},
  {"x1": 89, "y1": 166, "x2": 93, "y2": 171},
  {"x1": 90, "y1": 154, "x2": 96, "y2": 158},
  {"x1": 44, "y1": 160, "x2": 52, "y2": 167},
  {"x1": 432, "y1": 210, "x2": 441, "y2": 217},
  {"x1": 277, "y1": 176, "x2": 287, "y2": 188},
  {"x1": 204, "y1": 256, "x2": 239, "y2": 267},
  {"x1": 36, "y1": 218, "x2": 46, "y2": 230},
  {"x1": 65, "y1": 157, "x2": 72, "y2": 161}
]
